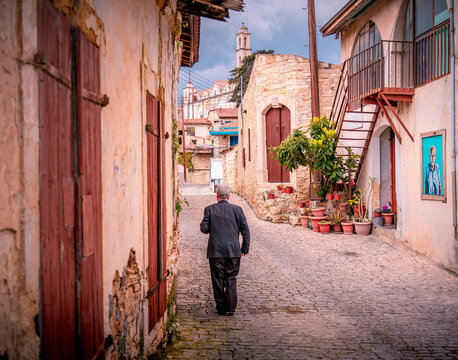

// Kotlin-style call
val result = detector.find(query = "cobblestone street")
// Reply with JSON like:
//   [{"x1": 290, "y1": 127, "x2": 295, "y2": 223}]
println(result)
[{"x1": 164, "y1": 184, "x2": 458, "y2": 359}]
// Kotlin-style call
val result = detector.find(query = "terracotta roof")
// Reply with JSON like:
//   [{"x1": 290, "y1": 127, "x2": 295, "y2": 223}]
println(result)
[
  {"x1": 215, "y1": 108, "x2": 238, "y2": 118},
  {"x1": 180, "y1": 118, "x2": 211, "y2": 125}
]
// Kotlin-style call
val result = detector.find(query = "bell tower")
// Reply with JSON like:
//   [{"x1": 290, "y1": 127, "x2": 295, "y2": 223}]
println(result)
[{"x1": 236, "y1": 23, "x2": 251, "y2": 68}]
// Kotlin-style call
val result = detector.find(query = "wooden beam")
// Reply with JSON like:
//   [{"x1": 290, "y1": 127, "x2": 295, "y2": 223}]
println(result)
[
  {"x1": 380, "y1": 92, "x2": 414, "y2": 142},
  {"x1": 376, "y1": 98, "x2": 402, "y2": 144}
]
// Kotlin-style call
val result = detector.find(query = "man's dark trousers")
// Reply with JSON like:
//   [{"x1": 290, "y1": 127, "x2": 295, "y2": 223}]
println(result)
[{"x1": 209, "y1": 257, "x2": 240, "y2": 314}]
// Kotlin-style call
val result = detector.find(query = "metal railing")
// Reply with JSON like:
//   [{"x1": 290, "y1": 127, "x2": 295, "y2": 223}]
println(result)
[
  {"x1": 415, "y1": 20, "x2": 450, "y2": 87},
  {"x1": 347, "y1": 40, "x2": 414, "y2": 103}
]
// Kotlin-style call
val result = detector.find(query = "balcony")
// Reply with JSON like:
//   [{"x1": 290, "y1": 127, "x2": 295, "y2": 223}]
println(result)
[{"x1": 347, "y1": 40, "x2": 414, "y2": 109}]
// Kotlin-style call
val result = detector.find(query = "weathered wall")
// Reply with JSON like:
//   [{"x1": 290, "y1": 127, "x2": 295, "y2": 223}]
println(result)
[
  {"x1": 1, "y1": 0, "x2": 181, "y2": 357},
  {"x1": 221, "y1": 146, "x2": 238, "y2": 191},
  {"x1": 237, "y1": 54, "x2": 340, "y2": 224},
  {"x1": 339, "y1": 0, "x2": 457, "y2": 271},
  {"x1": 0, "y1": 0, "x2": 41, "y2": 358},
  {"x1": 187, "y1": 153, "x2": 210, "y2": 183}
]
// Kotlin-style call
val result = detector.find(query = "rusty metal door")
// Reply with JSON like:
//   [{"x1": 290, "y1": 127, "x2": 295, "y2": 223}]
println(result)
[
  {"x1": 75, "y1": 29, "x2": 104, "y2": 359},
  {"x1": 265, "y1": 107, "x2": 290, "y2": 182},
  {"x1": 146, "y1": 93, "x2": 167, "y2": 331},
  {"x1": 39, "y1": 0, "x2": 103, "y2": 357}
]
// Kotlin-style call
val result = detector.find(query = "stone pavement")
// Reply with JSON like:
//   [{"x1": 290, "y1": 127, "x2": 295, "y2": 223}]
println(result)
[{"x1": 165, "y1": 185, "x2": 458, "y2": 359}]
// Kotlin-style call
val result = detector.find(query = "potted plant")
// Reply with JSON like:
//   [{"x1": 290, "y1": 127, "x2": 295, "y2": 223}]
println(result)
[
  {"x1": 350, "y1": 177, "x2": 375, "y2": 236},
  {"x1": 310, "y1": 214, "x2": 328, "y2": 232},
  {"x1": 311, "y1": 207, "x2": 325, "y2": 217},
  {"x1": 329, "y1": 207, "x2": 344, "y2": 233},
  {"x1": 285, "y1": 185, "x2": 293, "y2": 194},
  {"x1": 318, "y1": 220, "x2": 331, "y2": 234},
  {"x1": 380, "y1": 205, "x2": 394, "y2": 225},
  {"x1": 326, "y1": 193, "x2": 334, "y2": 201},
  {"x1": 341, "y1": 218, "x2": 354, "y2": 234},
  {"x1": 277, "y1": 184, "x2": 284, "y2": 191},
  {"x1": 267, "y1": 190, "x2": 275, "y2": 200},
  {"x1": 300, "y1": 208, "x2": 311, "y2": 228}
]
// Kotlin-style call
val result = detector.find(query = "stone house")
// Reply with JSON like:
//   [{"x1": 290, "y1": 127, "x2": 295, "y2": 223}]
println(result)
[
  {"x1": 0, "y1": 0, "x2": 243, "y2": 358},
  {"x1": 321, "y1": 0, "x2": 457, "y2": 272},
  {"x1": 236, "y1": 54, "x2": 341, "y2": 224}
]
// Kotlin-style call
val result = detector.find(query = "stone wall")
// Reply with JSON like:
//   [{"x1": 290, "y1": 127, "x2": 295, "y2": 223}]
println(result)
[
  {"x1": 187, "y1": 153, "x2": 210, "y2": 184},
  {"x1": 236, "y1": 54, "x2": 341, "y2": 225},
  {"x1": 221, "y1": 146, "x2": 238, "y2": 192}
]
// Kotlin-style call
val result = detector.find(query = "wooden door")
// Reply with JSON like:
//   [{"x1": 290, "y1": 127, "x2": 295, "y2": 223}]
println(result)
[
  {"x1": 39, "y1": 1, "x2": 103, "y2": 357},
  {"x1": 75, "y1": 29, "x2": 104, "y2": 358},
  {"x1": 266, "y1": 107, "x2": 290, "y2": 182},
  {"x1": 146, "y1": 93, "x2": 167, "y2": 331},
  {"x1": 38, "y1": 1, "x2": 76, "y2": 358}
]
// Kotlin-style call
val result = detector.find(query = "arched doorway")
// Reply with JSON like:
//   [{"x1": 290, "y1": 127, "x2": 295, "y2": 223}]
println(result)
[
  {"x1": 380, "y1": 127, "x2": 397, "y2": 212},
  {"x1": 265, "y1": 106, "x2": 290, "y2": 182}
]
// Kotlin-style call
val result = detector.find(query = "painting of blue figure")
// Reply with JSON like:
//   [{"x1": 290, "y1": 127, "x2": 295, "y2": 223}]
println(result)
[{"x1": 422, "y1": 134, "x2": 443, "y2": 196}]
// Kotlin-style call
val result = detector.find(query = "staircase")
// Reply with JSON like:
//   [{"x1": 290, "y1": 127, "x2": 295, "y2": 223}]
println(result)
[
  {"x1": 330, "y1": 40, "x2": 415, "y2": 185},
  {"x1": 330, "y1": 60, "x2": 380, "y2": 184}
]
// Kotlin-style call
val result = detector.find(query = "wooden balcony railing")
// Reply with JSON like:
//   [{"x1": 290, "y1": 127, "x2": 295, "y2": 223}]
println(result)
[
  {"x1": 348, "y1": 40, "x2": 414, "y2": 104},
  {"x1": 415, "y1": 20, "x2": 450, "y2": 87}
]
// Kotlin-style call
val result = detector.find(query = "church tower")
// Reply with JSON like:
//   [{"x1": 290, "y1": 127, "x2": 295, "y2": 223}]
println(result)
[{"x1": 236, "y1": 23, "x2": 251, "y2": 68}]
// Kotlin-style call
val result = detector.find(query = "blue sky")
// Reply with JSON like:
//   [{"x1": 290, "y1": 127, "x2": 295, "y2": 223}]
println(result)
[{"x1": 178, "y1": 0, "x2": 348, "y2": 95}]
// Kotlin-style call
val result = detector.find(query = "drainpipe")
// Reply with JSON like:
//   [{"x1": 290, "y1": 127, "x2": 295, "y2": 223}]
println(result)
[{"x1": 450, "y1": 0, "x2": 456, "y2": 238}]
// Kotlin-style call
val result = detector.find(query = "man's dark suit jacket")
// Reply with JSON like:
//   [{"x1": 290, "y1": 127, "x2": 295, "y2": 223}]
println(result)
[{"x1": 200, "y1": 200, "x2": 250, "y2": 258}]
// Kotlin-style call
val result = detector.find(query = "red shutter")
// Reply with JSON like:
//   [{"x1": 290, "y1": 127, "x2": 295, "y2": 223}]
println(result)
[
  {"x1": 75, "y1": 29, "x2": 104, "y2": 359},
  {"x1": 38, "y1": 0, "x2": 77, "y2": 358}
]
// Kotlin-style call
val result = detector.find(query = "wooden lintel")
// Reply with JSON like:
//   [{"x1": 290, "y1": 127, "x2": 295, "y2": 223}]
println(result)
[
  {"x1": 376, "y1": 98, "x2": 402, "y2": 144},
  {"x1": 380, "y1": 93, "x2": 414, "y2": 142}
]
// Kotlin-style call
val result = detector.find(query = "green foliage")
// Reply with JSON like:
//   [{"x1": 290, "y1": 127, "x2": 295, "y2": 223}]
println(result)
[
  {"x1": 270, "y1": 128, "x2": 310, "y2": 172},
  {"x1": 177, "y1": 152, "x2": 193, "y2": 169},
  {"x1": 228, "y1": 50, "x2": 274, "y2": 106},
  {"x1": 175, "y1": 192, "x2": 189, "y2": 216},
  {"x1": 172, "y1": 116, "x2": 180, "y2": 155}
]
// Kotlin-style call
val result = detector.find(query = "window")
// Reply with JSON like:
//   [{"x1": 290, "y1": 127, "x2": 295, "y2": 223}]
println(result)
[
  {"x1": 186, "y1": 126, "x2": 195, "y2": 136},
  {"x1": 408, "y1": 0, "x2": 450, "y2": 86},
  {"x1": 244, "y1": 37, "x2": 246, "y2": 48}
]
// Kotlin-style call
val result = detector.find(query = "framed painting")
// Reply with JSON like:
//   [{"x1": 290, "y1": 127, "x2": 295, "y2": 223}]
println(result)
[{"x1": 421, "y1": 129, "x2": 446, "y2": 201}]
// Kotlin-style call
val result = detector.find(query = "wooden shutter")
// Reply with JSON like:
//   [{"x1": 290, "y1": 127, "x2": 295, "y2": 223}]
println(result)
[
  {"x1": 38, "y1": 0, "x2": 77, "y2": 358},
  {"x1": 75, "y1": 29, "x2": 104, "y2": 359}
]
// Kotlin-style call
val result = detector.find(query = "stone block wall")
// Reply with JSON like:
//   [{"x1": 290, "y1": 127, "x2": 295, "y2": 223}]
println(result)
[
  {"x1": 187, "y1": 153, "x2": 210, "y2": 184},
  {"x1": 221, "y1": 146, "x2": 238, "y2": 192}
]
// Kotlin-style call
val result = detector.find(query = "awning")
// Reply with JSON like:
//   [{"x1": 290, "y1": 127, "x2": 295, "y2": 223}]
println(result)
[{"x1": 209, "y1": 131, "x2": 238, "y2": 136}]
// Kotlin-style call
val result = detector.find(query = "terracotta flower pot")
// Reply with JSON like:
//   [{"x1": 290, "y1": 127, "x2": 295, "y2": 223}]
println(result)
[
  {"x1": 354, "y1": 221, "x2": 372, "y2": 236},
  {"x1": 326, "y1": 194, "x2": 333, "y2": 200},
  {"x1": 277, "y1": 185, "x2": 282, "y2": 191},
  {"x1": 341, "y1": 221, "x2": 354, "y2": 235},
  {"x1": 281, "y1": 188, "x2": 286, "y2": 193},
  {"x1": 318, "y1": 221, "x2": 331, "y2": 234},
  {"x1": 285, "y1": 186, "x2": 293, "y2": 194},
  {"x1": 268, "y1": 193, "x2": 275, "y2": 199},
  {"x1": 310, "y1": 215, "x2": 328, "y2": 232},
  {"x1": 374, "y1": 212, "x2": 382, "y2": 218},
  {"x1": 334, "y1": 194, "x2": 341, "y2": 201},
  {"x1": 311, "y1": 207, "x2": 325, "y2": 217},
  {"x1": 382, "y1": 212, "x2": 394, "y2": 225},
  {"x1": 340, "y1": 202, "x2": 349, "y2": 213},
  {"x1": 333, "y1": 223, "x2": 342, "y2": 233},
  {"x1": 299, "y1": 202, "x2": 305, "y2": 208},
  {"x1": 300, "y1": 215, "x2": 309, "y2": 228}
]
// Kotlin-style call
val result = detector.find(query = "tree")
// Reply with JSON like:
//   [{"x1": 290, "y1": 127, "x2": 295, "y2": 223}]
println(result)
[{"x1": 228, "y1": 50, "x2": 274, "y2": 106}]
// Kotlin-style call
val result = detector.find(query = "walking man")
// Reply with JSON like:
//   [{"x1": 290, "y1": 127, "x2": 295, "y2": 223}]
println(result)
[{"x1": 200, "y1": 184, "x2": 250, "y2": 316}]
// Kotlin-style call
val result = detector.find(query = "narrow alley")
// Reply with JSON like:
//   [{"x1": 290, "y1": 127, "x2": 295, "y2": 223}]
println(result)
[{"x1": 164, "y1": 183, "x2": 458, "y2": 359}]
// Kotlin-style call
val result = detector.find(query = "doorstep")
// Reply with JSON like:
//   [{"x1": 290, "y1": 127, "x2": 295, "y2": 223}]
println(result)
[{"x1": 371, "y1": 224, "x2": 401, "y2": 247}]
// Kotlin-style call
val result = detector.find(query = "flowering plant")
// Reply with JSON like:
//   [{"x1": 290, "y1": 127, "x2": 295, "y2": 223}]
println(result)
[{"x1": 380, "y1": 205, "x2": 392, "y2": 213}]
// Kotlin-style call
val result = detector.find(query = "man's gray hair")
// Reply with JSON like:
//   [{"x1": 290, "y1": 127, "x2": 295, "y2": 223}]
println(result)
[{"x1": 217, "y1": 184, "x2": 231, "y2": 199}]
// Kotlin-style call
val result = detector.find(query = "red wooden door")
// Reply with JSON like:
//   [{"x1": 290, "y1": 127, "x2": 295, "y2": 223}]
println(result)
[
  {"x1": 38, "y1": 0, "x2": 76, "y2": 358},
  {"x1": 146, "y1": 93, "x2": 167, "y2": 331},
  {"x1": 265, "y1": 107, "x2": 290, "y2": 182},
  {"x1": 75, "y1": 29, "x2": 104, "y2": 358},
  {"x1": 39, "y1": 1, "x2": 103, "y2": 357}
]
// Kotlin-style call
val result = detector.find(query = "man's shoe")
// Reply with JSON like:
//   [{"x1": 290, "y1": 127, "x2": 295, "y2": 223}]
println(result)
[{"x1": 226, "y1": 311, "x2": 235, "y2": 316}]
